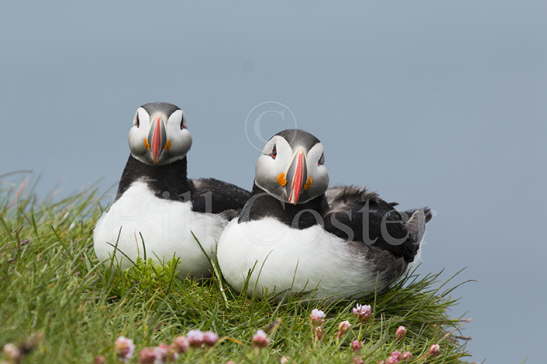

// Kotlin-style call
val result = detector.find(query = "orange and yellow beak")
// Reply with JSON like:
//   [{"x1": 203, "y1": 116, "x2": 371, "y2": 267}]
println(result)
[
  {"x1": 273, "y1": 151, "x2": 315, "y2": 204},
  {"x1": 286, "y1": 151, "x2": 307, "y2": 204},
  {"x1": 145, "y1": 118, "x2": 167, "y2": 164}
]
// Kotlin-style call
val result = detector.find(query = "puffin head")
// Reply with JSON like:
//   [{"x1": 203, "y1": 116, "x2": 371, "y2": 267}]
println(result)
[
  {"x1": 128, "y1": 102, "x2": 192, "y2": 165},
  {"x1": 255, "y1": 129, "x2": 329, "y2": 205}
]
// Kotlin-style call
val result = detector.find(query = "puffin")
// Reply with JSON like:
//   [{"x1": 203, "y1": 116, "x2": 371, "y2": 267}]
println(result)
[
  {"x1": 94, "y1": 102, "x2": 251, "y2": 278},
  {"x1": 216, "y1": 129, "x2": 432, "y2": 299}
]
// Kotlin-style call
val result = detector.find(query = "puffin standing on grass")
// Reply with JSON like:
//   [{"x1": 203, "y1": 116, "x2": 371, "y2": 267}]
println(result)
[
  {"x1": 217, "y1": 129, "x2": 432, "y2": 299},
  {"x1": 94, "y1": 102, "x2": 250, "y2": 278}
]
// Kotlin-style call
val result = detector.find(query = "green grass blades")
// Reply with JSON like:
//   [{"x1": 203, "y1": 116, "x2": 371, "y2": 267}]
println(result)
[{"x1": 0, "y1": 184, "x2": 472, "y2": 364}]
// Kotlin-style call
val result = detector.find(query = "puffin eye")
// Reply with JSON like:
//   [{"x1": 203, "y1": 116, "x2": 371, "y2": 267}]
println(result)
[
  {"x1": 135, "y1": 113, "x2": 140, "y2": 128},
  {"x1": 270, "y1": 145, "x2": 277, "y2": 159},
  {"x1": 318, "y1": 153, "x2": 325, "y2": 165}
]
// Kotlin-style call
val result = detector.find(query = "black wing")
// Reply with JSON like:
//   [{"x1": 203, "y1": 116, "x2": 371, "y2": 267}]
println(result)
[
  {"x1": 190, "y1": 178, "x2": 251, "y2": 217},
  {"x1": 323, "y1": 186, "x2": 431, "y2": 263}
]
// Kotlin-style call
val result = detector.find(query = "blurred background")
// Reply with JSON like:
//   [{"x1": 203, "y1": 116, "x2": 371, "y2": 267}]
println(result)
[{"x1": 1, "y1": 1, "x2": 546, "y2": 362}]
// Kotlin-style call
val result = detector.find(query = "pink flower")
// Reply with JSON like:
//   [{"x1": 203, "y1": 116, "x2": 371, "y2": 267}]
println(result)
[
  {"x1": 203, "y1": 331, "x2": 219, "y2": 347},
  {"x1": 352, "y1": 304, "x2": 372, "y2": 321},
  {"x1": 156, "y1": 344, "x2": 179, "y2": 363},
  {"x1": 3, "y1": 344, "x2": 21, "y2": 361},
  {"x1": 309, "y1": 309, "x2": 326, "y2": 326},
  {"x1": 172, "y1": 336, "x2": 189, "y2": 353},
  {"x1": 187, "y1": 330, "x2": 204, "y2": 348},
  {"x1": 401, "y1": 351, "x2": 413, "y2": 360},
  {"x1": 138, "y1": 345, "x2": 177, "y2": 364},
  {"x1": 390, "y1": 351, "x2": 402, "y2": 360},
  {"x1": 336, "y1": 320, "x2": 351, "y2": 339},
  {"x1": 383, "y1": 351, "x2": 402, "y2": 364},
  {"x1": 153, "y1": 346, "x2": 168, "y2": 364},
  {"x1": 94, "y1": 356, "x2": 106, "y2": 364},
  {"x1": 115, "y1": 336, "x2": 135, "y2": 361},
  {"x1": 252, "y1": 330, "x2": 270, "y2": 348},
  {"x1": 395, "y1": 326, "x2": 407, "y2": 339},
  {"x1": 352, "y1": 357, "x2": 364, "y2": 364},
  {"x1": 429, "y1": 344, "x2": 441, "y2": 356},
  {"x1": 280, "y1": 356, "x2": 290, "y2": 363},
  {"x1": 139, "y1": 347, "x2": 157, "y2": 364},
  {"x1": 225, "y1": 361, "x2": 236, "y2": 364},
  {"x1": 351, "y1": 340, "x2": 363, "y2": 352}
]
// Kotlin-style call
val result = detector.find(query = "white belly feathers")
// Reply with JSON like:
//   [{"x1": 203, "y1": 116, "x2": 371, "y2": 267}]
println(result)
[
  {"x1": 217, "y1": 217, "x2": 384, "y2": 299},
  {"x1": 93, "y1": 181, "x2": 226, "y2": 277}
]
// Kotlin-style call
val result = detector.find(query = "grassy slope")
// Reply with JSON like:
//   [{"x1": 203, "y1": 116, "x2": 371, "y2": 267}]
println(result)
[{"x1": 0, "y1": 186, "x2": 471, "y2": 364}]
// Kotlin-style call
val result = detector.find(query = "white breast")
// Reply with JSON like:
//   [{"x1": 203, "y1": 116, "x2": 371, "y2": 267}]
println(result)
[
  {"x1": 93, "y1": 181, "x2": 226, "y2": 277},
  {"x1": 217, "y1": 217, "x2": 385, "y2": 299}
]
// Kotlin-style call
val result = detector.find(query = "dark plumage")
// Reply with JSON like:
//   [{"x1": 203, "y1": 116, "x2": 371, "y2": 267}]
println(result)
[
  {"x1": 239, "y1": 184, "x2": 329, "y2": 228},
  {"x1": 191, "y1": 178, "x2": 251, "y2": 216},
  {"x1": 275, "y1": 129, "x2": 320, "y2": 150},
  {"x1": 141, "y1": 102, "x2": 181, "y2": 117},
  {"x1": 117, "y1": 155, "x2": 250, "y2": 214},
  {"x1": 324, "y1": 186, "x2": 432, "y2": 263},
  {"x1": 117, "y1": 155, "x2": 190, "y2": 201}
]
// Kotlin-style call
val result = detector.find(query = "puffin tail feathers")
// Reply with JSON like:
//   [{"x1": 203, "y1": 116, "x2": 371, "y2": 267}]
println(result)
[
  {"x1": 405, "y1": 209, "x2": 426, "y2": 244},
  {"x1": 404, "y1": 207, "x2": 433, "y2": 223}
]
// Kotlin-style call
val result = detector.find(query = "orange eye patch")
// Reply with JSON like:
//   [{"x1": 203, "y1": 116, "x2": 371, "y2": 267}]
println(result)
[
  {"x1": 304, "y1": 176, "x2": 313, "y2": 190},
  {"x1": 277, "y1": 173, "x2": 287, "y2": 187}
]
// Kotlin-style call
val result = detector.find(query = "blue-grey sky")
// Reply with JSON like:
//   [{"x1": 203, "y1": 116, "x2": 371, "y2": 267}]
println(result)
[{"x1": 1, "y1": 1, "x2": 546, "y2": 362}]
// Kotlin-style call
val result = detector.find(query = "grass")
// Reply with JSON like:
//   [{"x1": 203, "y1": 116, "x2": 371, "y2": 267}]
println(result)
[{"x1": 0, "y1": 178, "x2": 472, "y2": 364}]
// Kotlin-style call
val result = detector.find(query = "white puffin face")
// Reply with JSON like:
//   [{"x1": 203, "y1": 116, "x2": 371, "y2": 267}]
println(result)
[
  {"x1": 128, "y1": 104, "x2": 192, "y2": 165},
  {"x1": 255, "y1": 131, "x2": 329, "y2": 204}
]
